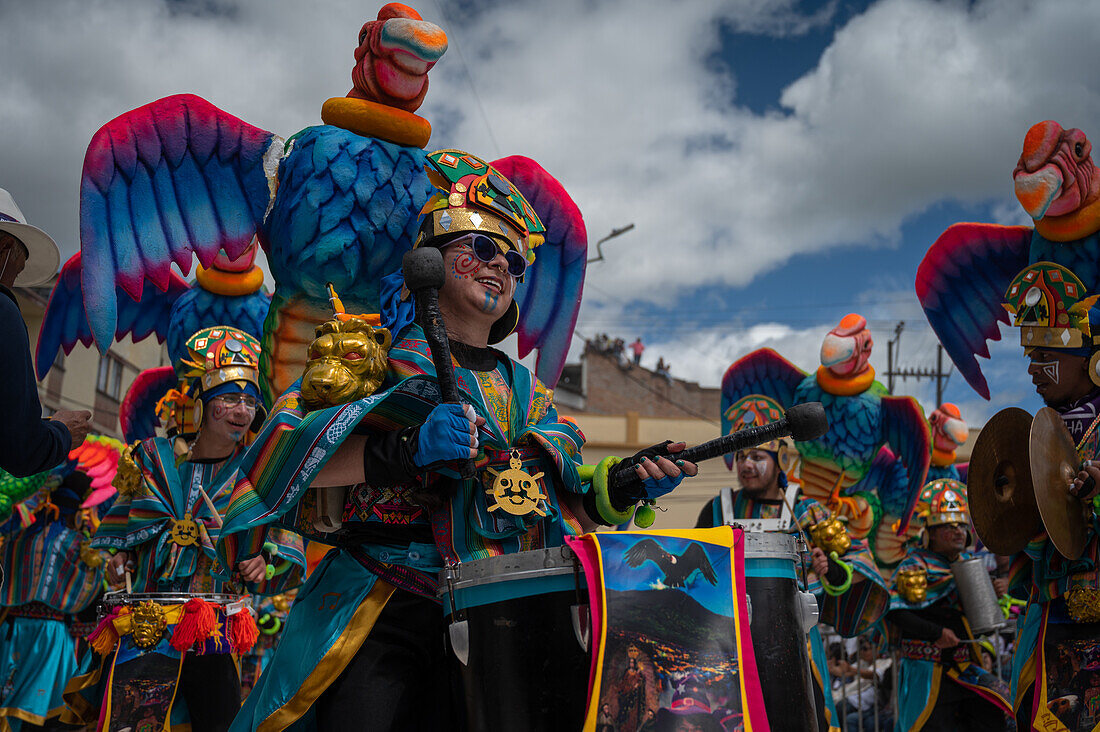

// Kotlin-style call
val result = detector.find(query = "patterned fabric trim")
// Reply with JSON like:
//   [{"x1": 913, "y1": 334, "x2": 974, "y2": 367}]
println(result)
[
  {"x1": 345, "y1": 547, "x2": 439, "y2": 602},
  {"x1": 898, "y1": 638, "x2": 968, "y2": 663}
]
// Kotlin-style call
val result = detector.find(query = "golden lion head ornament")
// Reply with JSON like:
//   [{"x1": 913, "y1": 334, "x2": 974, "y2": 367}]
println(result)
[
  {"x1": 896, "y1": 566, "x2": 929, "y2": 604},
  {"x1": 301, "y1": 288, "x2": 392, "y2": 410},
  {"x1": 810, "y1": 516, "x2": 851, "y2": 556}
]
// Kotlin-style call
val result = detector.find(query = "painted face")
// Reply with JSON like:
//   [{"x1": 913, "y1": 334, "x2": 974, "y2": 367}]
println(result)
[
  {"x1": 438, "y1": 239, "x2": 517, "y2": 324},
  {"x1": 735, "y1": 449, "x2": 778, "y2": 493},
  {"x1": 202, "y1": 391, "x2": 258, "y2": 444},
  {"x1": 1028, "y1": 349, "x2": 1093, "y2": 408}
]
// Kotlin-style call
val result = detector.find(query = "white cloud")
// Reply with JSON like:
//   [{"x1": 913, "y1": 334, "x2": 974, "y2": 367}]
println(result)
[{"x1": 1, "y1": 0, "x2": 1090, "y2": 415}]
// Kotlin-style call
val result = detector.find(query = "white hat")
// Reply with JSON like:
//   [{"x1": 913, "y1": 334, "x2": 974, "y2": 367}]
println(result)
[{"x1": 0, "y1": 188, "x2": 60, "y2": 287}]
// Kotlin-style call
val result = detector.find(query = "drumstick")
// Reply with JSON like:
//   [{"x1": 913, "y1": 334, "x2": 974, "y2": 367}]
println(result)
[
  {"x1": 198, "y1": 489, "x2": 223, "y2": 528},
  {"x1": 125, "y1": 569, "x2": 132, "y2": 594},
  {"x1": 779, "y1": 490, "x2": 815, "y2": 550}
]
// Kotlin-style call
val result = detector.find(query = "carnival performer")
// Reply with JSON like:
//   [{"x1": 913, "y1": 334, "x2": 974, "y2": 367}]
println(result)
[
  {"x1": 69, "y1": 327, "x2": 304, "y2": 732},
  {"x1": 0, "y1": 469, "x2": 107, "y2": 731},
  {"x1": 217, "y1": 150, "x2": 696, "y2": 731},
  {"x1": 990, "y1": 263, "x2": 1100, "y2": 731},
  {"x1": 696, "y1": 393, "x2": 889, "y2": 732},
  {"x1": 887, "y1": 478, "x2": 1010, "y2": 730}
]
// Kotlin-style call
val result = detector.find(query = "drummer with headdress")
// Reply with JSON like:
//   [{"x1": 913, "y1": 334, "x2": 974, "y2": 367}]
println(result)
[
  {"x1": 696, "y1": 392, "x2": 890, "y2": 732},
  {"x1": 886, "y1": 478, "x2": 1011, "y2": 730},
  {"x1": 215, "y1": 150, "x2": 697, "y2": 731},
  {"x1": 990, "y1": 262, "x2": 1100, "y2": 731},
  {"x1": 71, "y1": 326, "x2": 304, "y2": 732}
]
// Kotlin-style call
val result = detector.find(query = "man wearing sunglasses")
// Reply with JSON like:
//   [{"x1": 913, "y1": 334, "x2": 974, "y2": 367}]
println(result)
[
  {"x1": 224, "y1": 151, "x2": 697, "y2": 732},
  {"x1": 83, "y1": 327, "x2": 304, "y2": 732}
]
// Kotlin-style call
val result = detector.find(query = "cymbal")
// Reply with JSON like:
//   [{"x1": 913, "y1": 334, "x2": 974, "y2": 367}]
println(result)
[
  {"x1": 1031, "y1": 407, "x2": 1089, "y2": 560},
  {"x1": 969, "y1": 407, "x2": 1041, "y2": 555}
]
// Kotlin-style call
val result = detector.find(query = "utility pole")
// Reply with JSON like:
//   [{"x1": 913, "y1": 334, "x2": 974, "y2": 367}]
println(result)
[
  {"x1": 587, "y1": 223, "x2": 635, "y2": 264},
  {"x1": 883, "y1": 320, "x2": 953, "y2": 404}
]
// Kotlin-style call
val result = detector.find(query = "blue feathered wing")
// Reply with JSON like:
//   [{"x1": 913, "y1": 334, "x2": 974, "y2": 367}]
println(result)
[{"x1": 80, "y1": 94, "x2": 280, "y2": 351}]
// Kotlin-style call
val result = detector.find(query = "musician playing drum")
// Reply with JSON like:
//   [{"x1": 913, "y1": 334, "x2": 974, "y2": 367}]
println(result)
[
  {"x1": 887, "y1": 479, "x2": 1011, "y2": 730},
  {"x1": 74, "y1": 327, "x2": 304, "y2": 732},
  {"x1": 696, "y1": 394, "x2": 889, "y2": 732},
  {"x1": 217, "y1": 150, "x2": 698, "y2": 731},
  {"x1": 996, "y1": 263, "x2": 1100, "y2": 731}
]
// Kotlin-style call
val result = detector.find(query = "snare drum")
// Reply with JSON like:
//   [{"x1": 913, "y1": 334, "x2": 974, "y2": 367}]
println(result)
[
  {"x1": 99, "y1": 592, "x2": 251, "y2": 653},
  {"x1": 743, "y1": 532, "x2": 820, "y2": 732},
  {"x1": 440, "y1": 547, "x2": 590, "y2": 732}
]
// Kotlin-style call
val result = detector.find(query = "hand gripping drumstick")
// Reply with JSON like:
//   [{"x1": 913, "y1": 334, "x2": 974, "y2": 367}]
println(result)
[
  {"x1": 402, "y1": 248, "x2": 476, "y2": 480},
  {"x1": 610, "y1": 402, "x2": 829, "y2": 492}
]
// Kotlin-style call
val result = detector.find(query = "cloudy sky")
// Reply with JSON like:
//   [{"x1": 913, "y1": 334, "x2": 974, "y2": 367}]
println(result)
[{"x1": 4, "y1": 0, "x2": 1096, "y2": 424}]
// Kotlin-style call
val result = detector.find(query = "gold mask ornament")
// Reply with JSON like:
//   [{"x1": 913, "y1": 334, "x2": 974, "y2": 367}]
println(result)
[
  {"x1": 810, "y1": 516, "x2": 851, "y2": 556},
  {"x1": 896, "y1": 567, "x2": 929, "y2": 604},
  {"x1": 485, "y1": 449, "x2": 547, "y2": 517},
  {"x1": 301, "y1": 285, "x2": 392, "y2": 409},
  {"x1": 130, "y1": 601, "x2": 168, "y2": 650}
]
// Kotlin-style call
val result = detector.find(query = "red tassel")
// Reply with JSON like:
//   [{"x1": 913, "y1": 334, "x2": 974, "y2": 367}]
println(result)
[
  {"x1": 88, "y1": 611, "x2": 120, "y2": 656},
  {"x1": 226, "y1": 608, "x2": 259, "y2": 654},
  {"x1": 170, "y1": 598, "x2": 216, "y2": 652}
]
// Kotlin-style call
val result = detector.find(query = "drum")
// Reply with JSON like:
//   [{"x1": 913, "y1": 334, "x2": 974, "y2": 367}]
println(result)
[
  {"x1": 440, "y1": 546, "x2": 590, "y2": 732},
  {"x1": 743, "y1": 532, "x2": 820, "y2": 732}
]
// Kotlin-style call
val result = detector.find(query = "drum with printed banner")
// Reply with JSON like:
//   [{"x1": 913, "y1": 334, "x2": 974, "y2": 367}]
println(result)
[
  {"x1": 89, "y1": 591, "x2": 256, "y2": 731},
  {"x1": 743, "y1": 531, "x2": 820, "y2": 732},
  {"x1": 440, "y1": 546, "x2": 590, "y2": 732}
]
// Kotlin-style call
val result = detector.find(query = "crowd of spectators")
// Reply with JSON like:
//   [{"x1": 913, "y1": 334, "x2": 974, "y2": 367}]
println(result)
[{"x1": 588, "y1": 335, "x2": 673, "y2": 384}]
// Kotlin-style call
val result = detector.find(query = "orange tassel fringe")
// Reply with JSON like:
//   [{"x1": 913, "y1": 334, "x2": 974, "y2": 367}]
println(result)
[
  {"x1": 227, "y1": 608, "x2": 259, "y2": 654},
  {"x1": 170, "y1": 598, "x2": 216, "y2": 652},
  {"x1": 88, "y1": 612, "x2": 121, "y2": 656}
]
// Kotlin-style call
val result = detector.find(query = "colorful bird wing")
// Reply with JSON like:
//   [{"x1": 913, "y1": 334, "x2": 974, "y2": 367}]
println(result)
[
  {"x1": 491, "y1": 156, "x2": 587, "y2": 388},
  {"x1": 119, "y1": 366, "x2": 178, "y2": 443},
  {"x1": 81, "y1": 93, "x2": 281, "y2": 351},
  {"x1": 880, "y1": 395, "x2": 932, "y2": 533},
  {"x1": 35, "y1": 253, "x2": 189, "y2": 379},
  {"x1": 720, "y1": 349, "x2": 806, "y2": 468},
  {"x1": 848, "y1": 445, "x2": 910, "y2": 517},
  {"x1": 914, "y1": 223, "x2": 1032, "y2": 399}
]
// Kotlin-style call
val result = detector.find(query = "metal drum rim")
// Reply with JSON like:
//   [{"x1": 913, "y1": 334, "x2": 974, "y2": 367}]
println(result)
[
  {"x1": 439, "y1": 545, "x2": 581, "y2": 595},
  {"x1": 102, "y1": 591, "x2": 246, "y2": 606}
]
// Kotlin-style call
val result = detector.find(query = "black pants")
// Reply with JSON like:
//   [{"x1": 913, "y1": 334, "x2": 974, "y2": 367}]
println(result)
[
  {"x1": 923, "y1": 675, "x2": 1007, "y2": 732},
  {"x1": 178, "y1": 652, "x2": 241, "y2": 732},
  {"x1": 314, "y1": 588, "x2": 454, "y2": 732}
]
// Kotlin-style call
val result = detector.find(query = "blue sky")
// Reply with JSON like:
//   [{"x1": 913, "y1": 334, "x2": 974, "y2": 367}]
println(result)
[{"x1": 2, "y1": 0, "x2": 1094, "y2": 424}]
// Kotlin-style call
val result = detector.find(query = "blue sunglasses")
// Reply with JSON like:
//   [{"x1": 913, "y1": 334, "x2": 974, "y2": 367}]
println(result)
[{"x1": 449, "y1": 233, "x2": 528, "y2": 278}]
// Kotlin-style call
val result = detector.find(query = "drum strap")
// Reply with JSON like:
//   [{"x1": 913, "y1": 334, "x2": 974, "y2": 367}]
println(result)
[{"x1": 720, "y1": 487, "x2": 736, "y2": 527}]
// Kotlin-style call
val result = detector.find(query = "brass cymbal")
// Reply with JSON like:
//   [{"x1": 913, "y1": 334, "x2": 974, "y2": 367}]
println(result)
[
  {"x1": 1031, "y1": 406, "x2": 1090, "y2": 560},
  {"x1": 969, "y1": 407, "x2": 1041, "y2": 555}
]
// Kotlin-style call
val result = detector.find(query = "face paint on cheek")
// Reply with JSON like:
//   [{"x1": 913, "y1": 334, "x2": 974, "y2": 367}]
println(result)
[
  {"x1": 451, "y1": 252, "x2": 479, "y2": 280},
  {"x1": 1033, "y1": 360, "x2": 1060, "y2": 384},
  {"x1": 480, "y1": 291, "x2": 499, "y2": 313},
  {"x1": 748, "y1": 458, "x2": 771, "y2": 476},
  {"x1": 210, "y1": 402, "x2": 229, "y2": 420}
]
